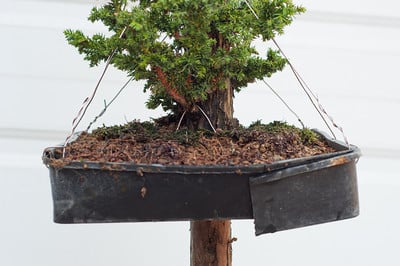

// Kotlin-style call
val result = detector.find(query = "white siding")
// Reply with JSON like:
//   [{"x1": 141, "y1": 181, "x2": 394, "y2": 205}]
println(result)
[{"x1": 1, "y1": 1, "x2": 399, "y2": 265}]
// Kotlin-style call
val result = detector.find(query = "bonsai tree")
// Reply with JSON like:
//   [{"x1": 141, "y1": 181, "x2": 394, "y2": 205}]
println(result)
[
  {"x1": 65, "y1": 0, "x2": 304, "y2": 130},
  {"x1": 64, "y1": 0, "x2": 304, "y2": 265}
]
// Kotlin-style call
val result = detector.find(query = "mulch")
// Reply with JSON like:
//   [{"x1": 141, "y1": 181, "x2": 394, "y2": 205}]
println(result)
[{"x1": 54, "y1": 121, "x2": 336, "y2": 166}]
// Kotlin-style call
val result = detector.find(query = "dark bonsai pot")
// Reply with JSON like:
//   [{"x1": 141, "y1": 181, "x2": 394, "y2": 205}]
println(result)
[{"x1": 42, "y1": 130, "x2": 360, "y2": 236}]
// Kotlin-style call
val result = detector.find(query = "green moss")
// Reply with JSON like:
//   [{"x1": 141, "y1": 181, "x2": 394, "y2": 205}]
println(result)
[
  {"x1": 92, "y1": 120, "x2": 207, "y2": 145},
  {"x1": 91, "y1": 120, "x2": 321, "y2": 146},
  {"x1": 299, "y1": 128, "x2": 319, "y2": 145},
  {"x1": 249, "y1": 120, "x2": 320, "y2": 144},
  {"x1": 249, "y1": 120, "x2": 295, "y2": 133},
  {"x1": 92, "y1": 121, "x2": 154, "y2": 139}
]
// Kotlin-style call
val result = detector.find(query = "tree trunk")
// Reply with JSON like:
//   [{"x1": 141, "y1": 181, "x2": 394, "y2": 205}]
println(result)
[
  {"x1": 190, "y1": 79, "x2": 235, "y2": 266},
  {"x1": 198, "y1": 78, "x2": 235, "y2": 130}
]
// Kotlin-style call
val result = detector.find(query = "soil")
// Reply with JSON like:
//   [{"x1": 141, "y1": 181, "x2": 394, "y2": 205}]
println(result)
[{"x1": 51, "y1": 120, "x2": 336, "y2": 166}]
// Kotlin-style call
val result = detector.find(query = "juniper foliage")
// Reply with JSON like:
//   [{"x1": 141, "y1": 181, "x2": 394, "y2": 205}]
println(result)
[{"x1": 65, "y1": 0, "x2": 304, "y2": 114}]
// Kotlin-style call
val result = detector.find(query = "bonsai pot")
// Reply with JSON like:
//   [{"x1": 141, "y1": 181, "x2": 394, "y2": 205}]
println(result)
[{"x1": 43, "y1": 130, "x2": 360, "y2": 236}]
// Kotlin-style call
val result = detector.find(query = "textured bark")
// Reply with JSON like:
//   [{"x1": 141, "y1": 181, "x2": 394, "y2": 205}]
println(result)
[
  {"x1": 190, "y1": 220, "x2": 232, "y2": 266},
  {"x1": 198, "y1": 79, "x2": 235, "y2": 130}
]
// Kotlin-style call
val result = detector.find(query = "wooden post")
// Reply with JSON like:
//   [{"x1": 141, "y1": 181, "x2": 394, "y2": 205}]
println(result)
[
  {"x1": 190, "y1": 220, "x2": 232, "y2": 266},
  {"x1": 191, "y1": 75, "x2": 235, "y2": 265}
]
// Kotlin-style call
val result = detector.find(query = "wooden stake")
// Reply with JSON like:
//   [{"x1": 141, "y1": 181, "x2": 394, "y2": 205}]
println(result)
[{"x1": 190, "y1": 220, "x2": 232, "y2": 266}]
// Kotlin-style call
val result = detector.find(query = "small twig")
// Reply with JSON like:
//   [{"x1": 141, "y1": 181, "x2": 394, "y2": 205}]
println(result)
[{"x1": 228, "y1": 237, "x2": 238, "y2": 244}]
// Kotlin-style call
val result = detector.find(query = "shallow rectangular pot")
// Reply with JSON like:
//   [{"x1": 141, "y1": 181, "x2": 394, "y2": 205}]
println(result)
[{"x1": 43, "y1": 130, "x2": 360, "y2": 235}]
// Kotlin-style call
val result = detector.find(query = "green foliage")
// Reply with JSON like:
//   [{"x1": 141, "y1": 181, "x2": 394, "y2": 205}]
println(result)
[{"x1": 65, "y1": 0, "x2": 304, "y2": 114}]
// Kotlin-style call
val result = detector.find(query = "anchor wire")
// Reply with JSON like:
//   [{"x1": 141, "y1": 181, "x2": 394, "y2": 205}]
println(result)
[
  {"x1": 196, "y1": 105, "x2": 217, "y2": 133},
  {"x1": 176, "y1": 110, "x2": 187, "y2": 131},
  {"x1": 290, "y1": 67, "x2": 349, "y2": 145},
  {"x1": 86, "y1": 76, "x2": 134, "y2": 132},
  {"x1": 262, "y1": 79, "x2": 305, "y2": 128},
  {"x1": 63, "y1": 26, "x2": 128, "y2": 156},
  {"x1": 243, "y1": 0, "x2": 349, "y2": 145},
  {"x1": 271, "y1": 38, "x2": 337, "y2": 139}
]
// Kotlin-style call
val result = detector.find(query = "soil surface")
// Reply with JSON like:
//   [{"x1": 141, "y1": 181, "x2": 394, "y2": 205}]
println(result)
[{"x1": 52, "y1": 120, "x2": 336, "y2": 166}]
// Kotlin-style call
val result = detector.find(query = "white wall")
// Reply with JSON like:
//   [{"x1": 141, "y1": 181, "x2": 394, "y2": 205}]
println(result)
[
  {"x1": 1, "y1": 1, "x2": 399, "y2": 265},
  {"x1": 2, "y1": 0, "x2": 399, "y2": 153}
]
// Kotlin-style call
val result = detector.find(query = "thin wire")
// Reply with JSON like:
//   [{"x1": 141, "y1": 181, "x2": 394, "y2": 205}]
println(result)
[
  {"x1": 243, "y1": 0, "x2": 349, "y2": 144},
  {"x1": 63, "y1": 26, "x2": 127, "y2": 156},
  {"x1": 86, "y1": 76, "x2": 134, "y2": 132},
  {"x1": 243, "y1": 0, "x2": 259, "y2": 19},
  {"x1": 195, "y1": 105, "x2": 217, "y2": 133},
  {"x1": 272, "y1": 38, "x2": 336, "y2": 139},
  {"x1": 275, "y1": 40, "x2": 352, "y2": 145},
  {"x1": 291, "y1": 67, "x2": 349, "y2": 144},
  {"x1": 262, "y1": 79, "x2": 305, "y2": 128},
  {"x1": 176, "y1": 110, "x2": 187, "y2": 131}
]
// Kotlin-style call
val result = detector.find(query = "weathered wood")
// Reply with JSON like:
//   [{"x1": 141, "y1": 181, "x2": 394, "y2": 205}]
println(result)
[
  {"x1": 190, "y1": 77, "x2": 235, "y2": 265},
  {"x1": 190, "y1": 220, "x2": 232, "y2": 266}
]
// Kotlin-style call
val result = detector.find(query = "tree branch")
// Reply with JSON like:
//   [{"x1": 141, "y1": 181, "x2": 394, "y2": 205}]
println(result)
[{"x1": 153, "y1": 66, "x2": 190, "y2": 110}]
